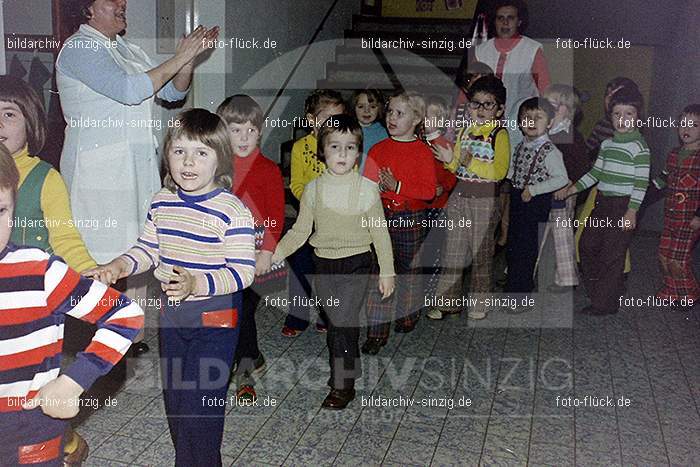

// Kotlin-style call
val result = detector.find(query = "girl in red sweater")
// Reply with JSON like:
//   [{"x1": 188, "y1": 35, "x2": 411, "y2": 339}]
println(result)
[
  {"x1": 217, "y1": 95, "x2": 285, "y2": 401},
  {"x1": 362, "y1": 91, "x2": 438, "y2": 354}
]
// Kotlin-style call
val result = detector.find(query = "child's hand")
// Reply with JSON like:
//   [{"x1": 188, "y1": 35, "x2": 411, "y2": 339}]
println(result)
[
  {"x1": 271, "y1": 250, "x2": 283, "y2": 265},
  {"x1": 521, "y1": 188, "x2": 533, "y2": 203},
  {"x1": 379, "y1": 168, "x2": 398, "y2": 192},
  {"x1": 565, "y1": 185, "x2": 578, "y2": 198},
  {"x1": 379, "y1": 276, "x2": 395, "y2": 300},
  {"x1": 431, "y1": 143, "x2": 453, "y2": 164},
  {"x1": 22, "y1": 375, "x2": 84, "y2": 419},
  {"x1": 691, "y1": 216, "x2": 700, "y2": 230},
  {"x1": 459, "y1": 149, "x2": 473, "y2": 168},
  {"x1": 256, "y1": 250, "x2": 273, "y2": 276},
  {"x1": 435, "y1": 185, "x2": 444, "y2": 198},
  {"x1": 161, "y1": 266, "x2": 195, "y2": 301},
  {"x1": 554, "y1": 183, "x2": 570, "y2": 201},
  {"x1": 84, "y1": 258, "x2": 129, "y2": 285},
  {"x1": 622, "y1": 209, "x2": 637, "y2": 231}
]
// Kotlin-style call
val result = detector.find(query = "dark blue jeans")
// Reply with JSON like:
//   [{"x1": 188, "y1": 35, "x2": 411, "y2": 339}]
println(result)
[{"x1": 159, "y1": 294, "x2": 240, "y2": 467}]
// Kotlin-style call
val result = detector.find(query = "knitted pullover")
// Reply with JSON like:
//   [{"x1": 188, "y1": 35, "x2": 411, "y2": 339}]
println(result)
[
  {"x1": 274, "y1": 170, "x2": 395, "y2": 277},
  {"x1": 574, "y1": 129, "x2": 650, "y2": 210}
]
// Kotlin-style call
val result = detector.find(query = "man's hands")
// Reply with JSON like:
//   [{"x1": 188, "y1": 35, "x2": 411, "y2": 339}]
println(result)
[
  {"x1": 521, "y1": 187, "x2": 533, "y2": 203},
  {"x1": 22, "y1": 375, "x2": 84, "y2": 419}
]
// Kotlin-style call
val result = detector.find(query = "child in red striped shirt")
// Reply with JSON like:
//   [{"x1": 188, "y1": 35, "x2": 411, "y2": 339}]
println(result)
[{"x1": 0, "y1": 143, "x2": 144, "y2": 466}]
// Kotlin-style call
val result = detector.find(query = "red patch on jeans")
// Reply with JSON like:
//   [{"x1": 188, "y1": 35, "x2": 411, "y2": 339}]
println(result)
[
  {"x1": 18, "y1": 435, "x2": 61, "y2": 464},
  {"x1": 201, "y1": 308, "x2": 238, "y2": 328}
]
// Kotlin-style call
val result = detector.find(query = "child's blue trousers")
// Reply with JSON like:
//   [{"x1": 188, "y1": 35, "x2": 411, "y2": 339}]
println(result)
[
  {"x1": 159, "y1": 294, "x2": 241, "y2": 467},
  {"x1": 0, "y1": 407, "x2": 66, "y2": 466}
]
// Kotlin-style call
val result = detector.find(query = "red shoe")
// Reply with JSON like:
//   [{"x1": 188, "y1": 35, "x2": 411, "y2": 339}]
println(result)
[
  {"x1": 236, "y1": 384, "x2": 257, "y2": 403},
  {"x1": 281, "y1": 326, "x2": 302, "y2": 337}
]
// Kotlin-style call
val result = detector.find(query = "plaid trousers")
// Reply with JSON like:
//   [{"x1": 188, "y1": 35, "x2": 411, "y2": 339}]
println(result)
[
  {"x1": 536, "y1": 195, "x2": 579, "y2": 286},
  {"x1": 366, "y1": 209, "x2": 427, "y2": 339},
  {"x1": 658, "y1": 220, "x2": 700, "y2": 301},
  {"x1": 434, "y1": 192, "x2": 499, "y2": 314}
]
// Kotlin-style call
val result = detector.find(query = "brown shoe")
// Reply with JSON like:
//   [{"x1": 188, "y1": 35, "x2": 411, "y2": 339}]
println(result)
[
  {"x1": 361, "y1": 338, "x2": 387, "y2": 355},
  {"x1": 63, "y1": 429, "x2": 89, "y2": 466},
  {"x1": 321, "y1": 388, "x2": 355, "y2": 410}
]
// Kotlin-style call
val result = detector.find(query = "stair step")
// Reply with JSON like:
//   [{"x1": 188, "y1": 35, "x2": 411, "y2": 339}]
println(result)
[
  {"x1": 341, "y1": 36, "x2": 468, "y2": 56},
  {"x1": 351, "y1": 14, "x2": 471, "y2": 35},
  {"x1": 317, "y1": 78, "x2": 457, "y2": 99},
  {"x1": 335, "y1": 46, "x2": 462, "y2": 68},
  {"x1": 327, "y1": 63, "x2": 459, "y2": 79}
]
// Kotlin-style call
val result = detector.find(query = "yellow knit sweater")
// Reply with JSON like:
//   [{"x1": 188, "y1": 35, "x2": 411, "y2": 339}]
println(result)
[{"x1": 13, "y1": 146, "x2": 96, "y2": 272}]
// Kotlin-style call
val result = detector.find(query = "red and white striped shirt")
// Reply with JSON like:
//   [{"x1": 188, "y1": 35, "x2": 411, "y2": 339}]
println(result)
[{"x1": 0, "y1": 244, "x2": 144, "y2": 412}]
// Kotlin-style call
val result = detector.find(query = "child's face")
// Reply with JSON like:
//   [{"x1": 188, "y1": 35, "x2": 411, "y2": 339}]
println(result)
[
  {"x1": 0, "y1": 188, "x2": 13, "y2": 251},
  {"x1": 467, "y1": 91, "x2": 503, "y2": 125},
  {"x1": 386, "y1": 99, "x2": 420, "y2": 139},
  {"x1": 228, "y1": 121, "x2": 260, "y2": 158},
  {"x1": 308, "y1": 103, "x2": 345, "y2": 136},
  {"x1": 611, "y1": 104, "x2": 638, "y2": 133},
  {"x1": 0, "y1": 101, "x2": 28, "y2": 155},
  {"x1": 520, "y1": 108, "x2": 552, "y2": 139},
  {"x1": 168, "y1": 137, "x2": 219, "y2": 195},
  {"x1": 679, "y1": 113, "x2": 700, "y2": 149},
  {"x1": 323, "y1": 131, "x2": 360, "y2": 176},
  {"x1": 355, "y1": 94, "x2": 380, "y2": 126},
  {"x1": 425, "y1": 104, "x2": 443, "y2": 134}
]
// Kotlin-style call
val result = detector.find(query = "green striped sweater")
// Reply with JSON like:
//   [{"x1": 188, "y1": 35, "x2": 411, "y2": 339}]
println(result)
[{"x1": 574, "y1": 129, "x2": 650, "y2": 210}]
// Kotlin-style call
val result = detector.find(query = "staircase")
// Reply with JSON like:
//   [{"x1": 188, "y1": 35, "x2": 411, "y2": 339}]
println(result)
[
  {"x1": 318, "y1": 15, "x2": 472, "y2": 98},
  {"x1": 280, "y1": 14, "x2": 473, "y2": 215}
]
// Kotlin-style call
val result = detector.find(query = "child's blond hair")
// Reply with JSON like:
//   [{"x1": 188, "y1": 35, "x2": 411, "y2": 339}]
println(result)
[
  {"x1": 543, "y1": 84, "x2": 580, "y2": 120},
  {"x1": 390, "y1": 91, "x2": 426, "y2": 134}
]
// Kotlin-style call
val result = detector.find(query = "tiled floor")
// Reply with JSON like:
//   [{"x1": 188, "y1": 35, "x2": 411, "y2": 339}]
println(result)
[{"x1": 74, "y1": 233, "x2": 700, "y2": 466}]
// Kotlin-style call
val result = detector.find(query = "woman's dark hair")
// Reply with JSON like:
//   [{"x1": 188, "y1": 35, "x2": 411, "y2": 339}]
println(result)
[
  {"x1": 66, "y1": 0, "x2": 96, "y2": 34},
  {"x1": 316, "y1": 114, "x2": 363, "y2": 161},
  {"x1": 518, "y1": 97, "x2": 555, "y2": 123},
  {"x1": 609, "y1": 87, "x2": 645, "y2": 119},
  {"x1": 466, "y1": 75, "x2": 507, "y2": 107},
  {"x1": 0, "y1": 75, "x2": 47, "y2": 154},
  {"x1": 489, "y1": 0, "x2": 529, "y2": 36}
]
